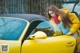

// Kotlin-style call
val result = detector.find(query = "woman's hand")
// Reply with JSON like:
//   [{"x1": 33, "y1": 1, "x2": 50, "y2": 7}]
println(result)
[{"x1": 66, "y1": 32, "x2": 72, "y2": 35}]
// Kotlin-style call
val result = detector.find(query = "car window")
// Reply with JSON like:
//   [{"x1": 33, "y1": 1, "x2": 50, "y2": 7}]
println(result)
[
  {"x1": 28, "y1": 21, "x2": 54, "y2": 39},
  {"x1": 74, "y1": 3, "x2": 80, "y2": 18},
  {"x1": 0, "y1": 17, "x2": 27, "y2": 40},
  {"x1": 62, "y1": 3, "x2": 80, "y2": 18},
  {"x1": 62, "y1": 3, "x2": 75, "y2": 12}
]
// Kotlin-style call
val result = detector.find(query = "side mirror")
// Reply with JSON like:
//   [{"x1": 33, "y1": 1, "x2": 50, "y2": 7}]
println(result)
[{"x1": 30, "y1": 31, "x2": 47, "y2": 39}]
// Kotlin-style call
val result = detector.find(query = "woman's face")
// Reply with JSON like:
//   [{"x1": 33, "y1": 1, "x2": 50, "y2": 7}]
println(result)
[{"x1": 48, "y1": 11, "x2": 56, "y2": 17}]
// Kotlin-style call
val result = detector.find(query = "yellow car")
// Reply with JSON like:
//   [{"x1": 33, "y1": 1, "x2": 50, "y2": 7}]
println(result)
[{"x1": 0, "y1": 14, "x2": 78, "y2": 53}]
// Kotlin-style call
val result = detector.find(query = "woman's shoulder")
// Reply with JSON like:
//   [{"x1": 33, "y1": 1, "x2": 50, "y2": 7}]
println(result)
[
  {"x1": 69, "y1": 13, "x2": 79, "y2": 19},
  {"x1": 69, "y1": 13, "x2": 79, "y2": 23}
]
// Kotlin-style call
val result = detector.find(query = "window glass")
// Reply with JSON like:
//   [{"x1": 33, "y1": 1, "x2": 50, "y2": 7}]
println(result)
[
  {"x1": 0, "y1": 17, "x2": 27, "y2": 40},
  {"x1": 74, "y1": 3, "x2": 80, "y2": 18},
  {"x1": 28, "y1": 21, "x2": 54, "y2": 38},
  {"x1": 37, "y1": 21, "x2": 54, "y2": 30},
  {"x1": 62, "y1": 3, "x2": 75, "y2": 12},
  {"x1": 62, "y1": 3, "x2": 80, "y2": 18}
]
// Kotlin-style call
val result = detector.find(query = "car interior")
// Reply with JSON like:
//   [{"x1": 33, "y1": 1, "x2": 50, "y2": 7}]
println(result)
[{"x1": 21, "y1": 20, "x2": 43, "y2": 44}]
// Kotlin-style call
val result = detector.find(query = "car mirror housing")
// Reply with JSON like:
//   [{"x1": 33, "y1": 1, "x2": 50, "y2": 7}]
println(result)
[{"x1": 30, "y1": 31, "x2": 47, "y2": 39}]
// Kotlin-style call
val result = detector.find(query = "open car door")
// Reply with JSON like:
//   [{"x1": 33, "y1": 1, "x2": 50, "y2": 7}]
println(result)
[
  {"x1": 21, "y1": 21, "x2": 76, "y2": 53},
  {"x1": 0, "y1": 17, "x2": 29, "y2": 53}
]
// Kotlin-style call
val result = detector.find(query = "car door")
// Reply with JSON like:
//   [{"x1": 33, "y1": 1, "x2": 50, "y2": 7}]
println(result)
[
  {"x1": 0, "y1": 17, "x2": 29, "y2": 53},
  {"x1": 21, "y1": 21, "x2": 76, "y2": 53}
]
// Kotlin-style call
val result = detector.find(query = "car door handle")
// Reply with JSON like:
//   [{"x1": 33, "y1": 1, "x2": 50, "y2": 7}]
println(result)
[{"x1": 66, "y1": 42, "x2": 74, "y2": 47}]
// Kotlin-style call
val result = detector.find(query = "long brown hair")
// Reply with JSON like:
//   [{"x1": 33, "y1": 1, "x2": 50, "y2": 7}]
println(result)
[
  {"x1": 61, "y1": 14, "x2": 72, "y2": 28},
  {"x1": 47, "y1": 4, "x2": 72, "y2": 28},
  {"x1": 47, "y1": 5, "x2": 60, "y2": 19}
]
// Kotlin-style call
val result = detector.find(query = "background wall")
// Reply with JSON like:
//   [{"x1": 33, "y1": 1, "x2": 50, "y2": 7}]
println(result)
[{"x1": 0, "y1": 0, "x2": 80, "y2": 18}]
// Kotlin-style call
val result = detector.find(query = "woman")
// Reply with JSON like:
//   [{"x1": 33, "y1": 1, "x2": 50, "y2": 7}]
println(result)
[
  {"x1": 47, "y1": 4, "x2": 80, "y2": 53},
  {"x1": 47, "y1": 4, "x2": 80, "y2": 38}
]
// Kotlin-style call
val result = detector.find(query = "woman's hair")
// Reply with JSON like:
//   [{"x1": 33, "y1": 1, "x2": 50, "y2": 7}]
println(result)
[
  {"x1": 47, "y1": 4, "x2": 60, "y2": 19},
  {"x1": 61, "y1": 14, "x2": 72, "y2": 28},
  {"x1": 47, "y1": 4, "x2": 72, "y2": 28}
]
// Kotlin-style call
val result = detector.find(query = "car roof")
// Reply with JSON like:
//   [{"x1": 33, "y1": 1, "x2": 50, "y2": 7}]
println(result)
[{"x1": 0, "y1": 14, "x2": 48, "y2": 23}]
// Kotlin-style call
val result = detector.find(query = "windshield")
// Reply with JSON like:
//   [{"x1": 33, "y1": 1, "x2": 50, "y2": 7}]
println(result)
[
  {"x1": 62, "y1": 3, "x2": 80, "y2": 18},
  {"x1": 0, "y1": 17, "x2": 27, "y2": 40}
]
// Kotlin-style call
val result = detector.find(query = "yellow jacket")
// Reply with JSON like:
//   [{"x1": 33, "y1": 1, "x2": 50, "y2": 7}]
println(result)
[{"x1": 50, "y1": 8, "x2": 80, "y2": 34}]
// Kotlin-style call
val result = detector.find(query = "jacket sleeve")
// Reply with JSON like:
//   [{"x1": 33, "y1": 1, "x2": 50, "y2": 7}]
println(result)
[{"x1": 69, "y1": 13, "x2": 80, "y2": 34}]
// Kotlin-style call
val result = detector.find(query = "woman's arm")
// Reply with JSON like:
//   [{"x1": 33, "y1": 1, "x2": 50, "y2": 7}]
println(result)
[{"x1": 69, "y1": 13, "x2": 80, "y2": 34}]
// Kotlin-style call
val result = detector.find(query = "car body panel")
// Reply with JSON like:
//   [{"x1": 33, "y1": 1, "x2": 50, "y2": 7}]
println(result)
[
  {"x1": 21, "y1": 35, "x2": 76, "y2": 53},
  {"x1": 0, "y1": 40, "x2": 21, "y2": 53}
]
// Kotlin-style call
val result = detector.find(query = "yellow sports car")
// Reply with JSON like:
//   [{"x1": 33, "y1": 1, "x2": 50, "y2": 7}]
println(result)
[{"x1": 0, "y1": 14, "x2": 79, "y2": 53}]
